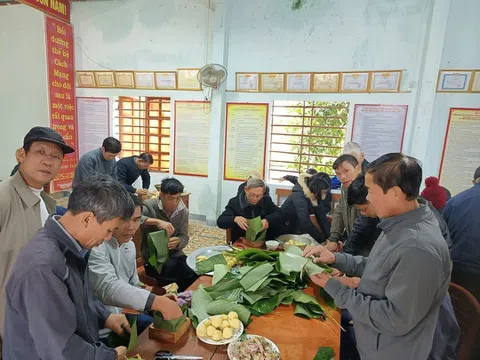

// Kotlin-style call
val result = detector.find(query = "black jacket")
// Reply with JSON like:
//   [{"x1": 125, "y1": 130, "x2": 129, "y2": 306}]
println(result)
[
  {"x1": 116, "y1": 156, "x2": 150, "y2": 193},
  {"x1": 282, "y1": 174, "x2": 332, "y2": 214},
  {"x1": 342, "y1": 197, "x2": 451, "y2": 257},
  {"x1": 280, "y1": 174, "x2": 330, "y2": 242},
  {"x1": 217, "y1": 192, "x2": 284, "y2": 243}
]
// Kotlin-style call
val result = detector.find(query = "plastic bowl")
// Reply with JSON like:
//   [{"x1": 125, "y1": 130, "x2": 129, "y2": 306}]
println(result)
[{"x1": 265, "y1": 240, "x2": 280, "y2": 251}]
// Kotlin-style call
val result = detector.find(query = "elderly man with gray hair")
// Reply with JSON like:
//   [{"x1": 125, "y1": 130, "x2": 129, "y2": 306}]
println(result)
[
  {"x1": 218, "y1": 177, "x2": 284, "y2": 244},
  {"x1": 343, "y1": 142, "x2": 369, "y2": 170}
]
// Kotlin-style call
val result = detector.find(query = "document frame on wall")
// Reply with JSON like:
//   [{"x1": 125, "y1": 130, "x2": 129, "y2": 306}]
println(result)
[{"x1": 223, "y1": 102, "x2": 269, "y2": 182}]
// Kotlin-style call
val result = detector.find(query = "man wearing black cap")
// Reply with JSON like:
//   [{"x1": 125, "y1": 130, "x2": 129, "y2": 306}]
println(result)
[{"x1": 0, "y1": 126, "x2": 74, "y2": 355}]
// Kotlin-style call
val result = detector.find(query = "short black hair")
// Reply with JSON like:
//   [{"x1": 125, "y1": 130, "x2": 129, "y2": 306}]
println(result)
[
  {"x1": 305, "y1": 168, "x2": 318, "y2": 175},
  {"x1": 305, "y1": 172, "x2": 331, "y2": 196},
  {"x1": 347, "y1": 174, "x2": 368, "y2": 206},
  {"x1": 130, "y1": 193, "x2": 143, "y2": 209},
  {"x1": 102, "y1": 137, "x2": 122, "y2": 154},
  {"x1": 160, "y1": 177, "x2": 184, "y2": 195},
  {"x1": 474, "y1": 166, "x2": 480, "y2": 182},
  {"x1": 139, "y1": 153, "x2": 154, "y2": 164},
  {"x1": 68, "y1": 175, "x2": 135, "y2": 223},
  {"x1": 23, "y1": 143, "x2": 33, "y2": 153},
  {"x1": 365, "y1": 153, "x2": 422, "y2": 200},
  {"x1": 333, "y1": 154, "x2": 359, "y2": 170}
]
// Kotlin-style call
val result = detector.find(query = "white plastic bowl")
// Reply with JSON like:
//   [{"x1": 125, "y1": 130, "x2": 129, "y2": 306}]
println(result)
[{"x1": 265, "y1": 240, "x2": 280, "y2": 251}]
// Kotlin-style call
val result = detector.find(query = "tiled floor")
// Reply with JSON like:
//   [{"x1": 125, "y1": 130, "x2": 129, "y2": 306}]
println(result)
[{"x1": 184, "y1": 220, "x2": 226, "y2": 255}]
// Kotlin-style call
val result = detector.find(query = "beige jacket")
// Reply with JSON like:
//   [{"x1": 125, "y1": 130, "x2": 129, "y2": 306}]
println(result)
[
  {"x1": 329, "y1": 185, "x2": 359, "y2": 242},
  {"x1": 0, "y1": 171, "x2": 56, "y2": 339}
]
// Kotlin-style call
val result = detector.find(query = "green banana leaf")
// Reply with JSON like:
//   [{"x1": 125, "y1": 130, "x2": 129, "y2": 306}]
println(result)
[
  {"x1": 239, "y1": 263, "x2": 274, "y2": 290},
  {"x1": 206, "y1": 299, "x2": 251, "y2": 324},
  {"x1": 189, "y1": 285, "x2": 212, "y2": 327},
  {"x1": 278, "y1": 251, "x2": 309, "y2": 276},
  {"x1": 105, "y1": 318, "x2": 138, "y2": 351},
  {"x1": 212, "y1": 264, "x2": 229, "y2": 285},
  {"x1": 147, "y1": 230, "x2": 169, "y2": 273},
  {"x1": 313, "y1": 346, "x2": 335, "y2": 360},
  {"x1": 245, "y1": 216, "x2": 266, "y2": 242},
  {"x1": 153, "y1": 305, "x2": 188, "y2": 333},
  {"x1": 195, "y1": 254, "x2": 226, "y2": 274}
]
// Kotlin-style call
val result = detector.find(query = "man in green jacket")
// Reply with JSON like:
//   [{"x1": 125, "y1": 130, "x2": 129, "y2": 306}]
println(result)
[{"x1": 325, "y1": 154, "x2": 362, "y2": 251}]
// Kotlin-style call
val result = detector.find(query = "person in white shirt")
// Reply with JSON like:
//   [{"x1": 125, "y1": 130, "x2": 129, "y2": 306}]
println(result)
[{"x1": 88, "y1": 194, "x2": 182, "y2": 335}]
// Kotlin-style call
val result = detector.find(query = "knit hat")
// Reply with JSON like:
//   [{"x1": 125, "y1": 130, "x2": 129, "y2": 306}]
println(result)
[{"x1": 420, "y1": 177, "x2": 447, "y2": 210}]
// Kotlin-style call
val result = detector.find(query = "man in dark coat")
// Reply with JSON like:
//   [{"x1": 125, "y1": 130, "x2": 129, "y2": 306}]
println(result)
[
  {"x1": 218, "y1": 177, "x2": 284, "y2": 243},
  {"x1": 116, "y1": 153, "x2": 153, "y2": 195}
]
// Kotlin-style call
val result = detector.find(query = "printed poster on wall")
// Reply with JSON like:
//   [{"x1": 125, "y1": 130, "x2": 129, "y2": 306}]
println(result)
[
  {"x1": 351, "y1": 104, "x2": 408, "y2": 162},
  {"x1": 174, "y1": 101, "x2": 210, "y2": 177},
  {"x1": 45, "y1": 16, "x2": 77, "y2": 191},
  {"x1": 439, "y1": 108, "x2": 480, "y2": 195},
  {"x1": 224, "y1": 103, "x2": 268, "y2": 181},
  {"x1": 76, "y1": 98, "x2": 110, "y2": 158}
]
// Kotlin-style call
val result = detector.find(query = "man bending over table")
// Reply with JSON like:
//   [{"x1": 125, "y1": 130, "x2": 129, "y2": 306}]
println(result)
[
  {"x1": 141, "y1": 177, "x2": 198, "y2": 291},
  {"x1": 304, "y1": 153, "x2": 451, "y2": 360},
  {"x1": 88, "y1": 194, "x2": 182, "y2": 335},
  {"x1": 3, "y1": 176, "x2": 137, "y2": 360}
]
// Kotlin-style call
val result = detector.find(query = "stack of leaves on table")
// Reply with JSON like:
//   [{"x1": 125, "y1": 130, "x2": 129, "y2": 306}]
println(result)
[{"x1": 190, "y1": 246, "x2": 335, "y2": 327}]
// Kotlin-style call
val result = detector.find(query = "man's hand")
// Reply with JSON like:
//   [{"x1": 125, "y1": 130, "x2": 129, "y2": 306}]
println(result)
[
  {"x1": 136, "y1": 188, "x2": 148, "y2": 196},
  {"x1": 337, "y1": 276, "x2": 361, "y2": 289},
  {"x1": 309, "y1": 273, "x2": 332, "y2": 288},
  {"x1": 260, "y1": 219, "x2": 269, "y2": 232},
  {"x1": 114, "y1": 346, "x2": 128, "y2": 360},
  {"x1": 303, "y1": 245, "x2": 336, "y2": 265},
  {"x1": 331, "y1": 269, "x2": 344, "y2": 277},
  {"x1": 105, "y1": 314, "x2": 131, "y2": 336},
  {"x1": 152, "y1": 295, "x2": 183, "y2": 320},
  {"x1": 168, "y1": 237, "x2": 180, "y2": 250},
  {"x1": 234, "y1": 216, "x2": 249, "y2": 231},
  {"x1": 324, "y1": 241, "x2": 338, "y2": 252},
  {"x1": 157, "y1": 219, "x2": 175, "y2": 236}
]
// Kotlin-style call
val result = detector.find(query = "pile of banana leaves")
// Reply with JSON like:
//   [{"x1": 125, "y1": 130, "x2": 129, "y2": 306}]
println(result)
[{"x1": 189, "y1": 246, "x2": 334, "y2": 327}]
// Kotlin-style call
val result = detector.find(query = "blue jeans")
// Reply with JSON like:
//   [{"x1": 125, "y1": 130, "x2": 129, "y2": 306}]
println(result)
[{"x1": 341, "y1": 309, "x2": 360, "y2": 360}]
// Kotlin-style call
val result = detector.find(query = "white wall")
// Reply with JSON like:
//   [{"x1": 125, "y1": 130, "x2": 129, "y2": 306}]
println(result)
[
  {"x1": 71, "y1": 0, "x2": 479, "y2": 220},
  {"x1": 425, "y1": 0, "x2": 480, "y2": 180},
  {"x1": 0, "y1": 4, "x2": 49, "y2": 180}
]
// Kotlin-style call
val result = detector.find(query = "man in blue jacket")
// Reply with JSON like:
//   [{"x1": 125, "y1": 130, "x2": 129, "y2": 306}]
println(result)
[{"x1": 3, "y1": 176, "x2": 135, "y2": 360}]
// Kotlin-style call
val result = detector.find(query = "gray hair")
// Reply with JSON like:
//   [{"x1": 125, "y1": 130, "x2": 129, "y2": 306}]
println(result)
[
  {"x1": 246, "y1": 177, "x2": 265, "y2": 190},
  {"x1": 67, "y1": 175, "x2": 135, "y2": 223},
  {"x1": 343, "y1": 142, "x2": 362, "y2": 156}
]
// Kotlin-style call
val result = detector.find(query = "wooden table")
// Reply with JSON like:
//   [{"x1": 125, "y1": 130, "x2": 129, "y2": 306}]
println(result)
[{"x1": 128, "y1": 277, "x2": 340, "y2": 360}]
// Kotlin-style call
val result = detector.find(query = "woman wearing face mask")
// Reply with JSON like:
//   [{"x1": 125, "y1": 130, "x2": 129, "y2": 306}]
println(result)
[{"x1": 280, "y1": 172, "x2": 332, "y2": 243}]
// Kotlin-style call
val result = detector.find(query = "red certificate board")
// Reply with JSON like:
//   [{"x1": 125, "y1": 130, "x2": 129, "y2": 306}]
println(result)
[{"x1": 45, "y1": 16, "x2": 77, "y2": 191}]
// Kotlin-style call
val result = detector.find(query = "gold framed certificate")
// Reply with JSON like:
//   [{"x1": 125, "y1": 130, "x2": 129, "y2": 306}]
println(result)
[
  {"x1": 114, "y1": 71, "x2": 135, "y2": 88},
  {"x1": 370, "y1": 71, "x2": 402, "y2": 92},
  {"x1": 76, "y1": 71, "x2": 96, "y2": 88},
  {"x1": 340, "y1": 72, "x2": 369, "y2": 92},
  {"x1": 177, "y1": 68, "x2": 201, "y2": 90},
  {"x1": 94, "y1": 71, "x2": 115, "y2": 88},
  {"x1": 436, "y1": 70, "x2": 472, "y2": 92},
  {"x1": 260, "y1": 73, "x2": 285, "y2": 92},
  {"x1": 236, "y1": 73, "x2": 259, "y2": 92},
  {"x1": 285, "y1": 73, "x2": 311, "y2": 92},
  {"x1": 312, "y1": 73, "x2": 340, "y2": 92},
  {"x1": 155, "y1": 71, "x2": 177, "y2": 89}
]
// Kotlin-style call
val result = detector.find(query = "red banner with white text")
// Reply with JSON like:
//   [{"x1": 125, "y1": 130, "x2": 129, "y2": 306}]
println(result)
[
  {"x1": 18, "y1": 0, "x2": 70, "y2": 23},
  {"x1": 45, "y1": 16, "x2": 77, "y2": 191}
]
